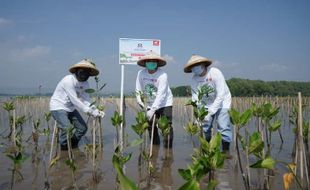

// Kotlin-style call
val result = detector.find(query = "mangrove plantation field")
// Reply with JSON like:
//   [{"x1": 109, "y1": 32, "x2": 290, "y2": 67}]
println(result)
[{"x1": 0, "y1": 97, "x2": 309, "y2": 190}]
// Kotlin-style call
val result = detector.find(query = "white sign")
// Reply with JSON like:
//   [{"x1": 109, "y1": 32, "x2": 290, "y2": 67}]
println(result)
[{"x1": 119, "y1": 38, "x2": 161, "y2": 65}]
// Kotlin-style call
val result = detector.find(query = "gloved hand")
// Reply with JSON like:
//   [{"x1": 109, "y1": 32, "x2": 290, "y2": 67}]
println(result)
[
  {"x1": 147, "y1": 109, "x2": 155, "y2": 121},
  {"x1": 91, "y1": 109, "x2": 105, "y2": 118},
  {"x1": 204, "y1": 113, "x2": 212, "y2": 123}
]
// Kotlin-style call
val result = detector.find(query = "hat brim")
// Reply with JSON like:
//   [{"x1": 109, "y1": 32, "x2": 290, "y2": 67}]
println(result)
[
  {"x1": 137, "y1": 58, "x2": 166, "y2": 67},
  {"x1": 69, "y1": 66, "x2": 99, "y2": 76},
  {"x1": 184, "y1": 60, "x2": 212, "y2": 73}
]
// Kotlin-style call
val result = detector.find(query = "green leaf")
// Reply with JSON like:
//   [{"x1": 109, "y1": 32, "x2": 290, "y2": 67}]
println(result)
[
  {"x1": 207, "y1": 179, "x2": 219, "y2": 190},
  {"x1": 178, "y1": 169, "x2": 192, "y2": 181},
  {"x1": 250, "y1": 157, "x2": 275, "y2": 169},
  {"x1": 85, "y1": 88, "x2": 96, "y2": 94},
  {"x1": 210, "y1": 151, "x2": 224, "y2": 168},
  {"x1": 112, "y1": 151, "x2": 138, "y2": 190},
  {"x1": 184, "y1": 122, "x2": 199, "y2": 136},
  {"x1": 268, "y1": 120, "x2": 281, "y2": 132},
  {"x1": 128, "y1": 138, "x2": 143, "y2": 147},
  {"x1": 210, "y1": 133, "x2": 222, "y2": 151},
  {"x1": 178, "y1": 179, "x2": 200, "y2": 190},
  {"x1": 65, "y1": 159, "x2": 76, "y2": 172},
  {"x1": 229, "y1": 108, "x2": 240, "y2": 126},
  {"x1": 240, "y1": 109, "x2": 252, "y2": 126},
  {"x1": 249, "y1": 132, "x2": 264, "y2": 154}
]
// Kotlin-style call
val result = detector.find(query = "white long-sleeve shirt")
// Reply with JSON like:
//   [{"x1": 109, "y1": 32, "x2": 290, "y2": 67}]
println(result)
[
  {"x1": 136, "y1": 68, "x2": 173, "y2": 110},
  {"x1": 50, "y1": 74, "x2": 93, "y2": 113},
  {"x1": 191, "y1": 67, "x2": 231, "y2": 115}
]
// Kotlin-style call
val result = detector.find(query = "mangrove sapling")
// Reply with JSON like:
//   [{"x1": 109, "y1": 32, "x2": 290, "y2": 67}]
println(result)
[
  {"x1": 157, "y1": 115, "x2": 171, "y2": 151},
  {"x1": 64, "y1": 126, "x2": 78, "y2": 190},
  {"x1": 178, "y1": 133, "x2": 224, "y2": 190},
  {"x1": 43, "y1": 112, "x2": 52, "y2": 140},
  {"x1": 229, "y1": 108, "x2": 253, "y2": 190},
  {"x1": 112, "y1": 146, "x2": 139, "y2": 190},
  {"x1": 111, "y1": 111, "x2": 123, "y2": 146},
  {"x1": 131, "y1": 111, "x2": 148, "y2": 161},
  {"x1": 184, "y1": 122, "x2": 200, "y2": 148},
  {"x1": 5, "y1": 138, "x2": 29, "y2": 190},
  {"x1": 1, "y1": 101, "x2": 15, "y2": 137}
]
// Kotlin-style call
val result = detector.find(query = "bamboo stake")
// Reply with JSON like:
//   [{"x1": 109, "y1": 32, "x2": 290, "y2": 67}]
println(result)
[
  {"x1": 92, "y1": 118, "x2": 96, "y2": 169},
  {"x1": 49, "y1": 121, "x2": 57, "y2": 163},
  {"x1": 149, "y1": 114, "x2": 156, "y2": 158},
  {"x1": 12, "y1": 109, "x2": 16, "y2": 146},
  {"x1": 298, "y1": 92, "x2": 304, "y2": 185}
]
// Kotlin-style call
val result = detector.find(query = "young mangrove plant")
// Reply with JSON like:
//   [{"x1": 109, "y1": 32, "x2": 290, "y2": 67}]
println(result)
[
  {"x1": 184, "y1": 122, "x2": 200, "y2": 148},
  {"x1": 64, "y1": 126, "x2": 78, "y2": 189},
  {"x1": 178, "y1": 133, "x2": 224, "y2": 190},
  {"x1": 157, "y1": 115, "x2": 172, "y2": 150},
  {"x1": 2, "y1": 101, "x2": 16, "y2": 141},
  {"x1": 112, "y1": 146, "x2": 138, "y2": 190},
  {"x1": 5, "y1": 137, "x2": 29, "y2": 190},
  {"x1": 111, "y1": 111, "x2": 123, "y2": 146}
]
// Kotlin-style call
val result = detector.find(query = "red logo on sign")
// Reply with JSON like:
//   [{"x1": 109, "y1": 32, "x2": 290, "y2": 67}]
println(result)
[{"x1": 153, "y1": 40, "x2": 160, "y2": 46}]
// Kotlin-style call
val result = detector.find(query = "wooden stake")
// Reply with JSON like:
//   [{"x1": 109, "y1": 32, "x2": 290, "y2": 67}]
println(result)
[
  {"x1": 49, "y1": 121, "x2": 57, "y2": 163},
  {"x1": 149, "y1": 114, "x2": 156, "y2": 158}
]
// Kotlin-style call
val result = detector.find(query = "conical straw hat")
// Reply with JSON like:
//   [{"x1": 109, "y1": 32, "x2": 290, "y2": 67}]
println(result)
[
  {"x1": 69, "y1": 59, "x2": 99, "y2": 76},
  {"x1": 137, "y1": 51, "x2": 166, "y2": 67},
  {"x1": 184, "y1": 54, "x2": 212, "y2": 73}
]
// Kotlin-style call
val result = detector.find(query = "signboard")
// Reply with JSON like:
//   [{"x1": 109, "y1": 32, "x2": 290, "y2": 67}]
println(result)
[{"x1": 119, "y1": 38, "x2": 161, "y2": 65}]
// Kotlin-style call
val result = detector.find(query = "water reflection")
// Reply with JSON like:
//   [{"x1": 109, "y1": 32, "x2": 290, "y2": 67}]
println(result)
[
  {"x1": 139, "y1": 145, "x2": 174, "y2": 190},
  {"x1": 49, "y1": 148, "x2": 88, "y2": 189}
]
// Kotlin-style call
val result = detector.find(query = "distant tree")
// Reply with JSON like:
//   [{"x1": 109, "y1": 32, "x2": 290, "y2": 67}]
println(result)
[{"x1": 169, "y1": 78, "x2": 310, "y2": 97}]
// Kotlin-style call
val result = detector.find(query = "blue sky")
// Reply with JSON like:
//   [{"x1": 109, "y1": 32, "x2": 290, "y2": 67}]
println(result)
[{"x1": 0, "y1": 0, "x2": 309, "y2": 94}]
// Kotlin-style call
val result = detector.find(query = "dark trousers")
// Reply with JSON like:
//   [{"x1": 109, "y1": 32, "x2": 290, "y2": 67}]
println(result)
[{"x1": 148, "y1": 106, "x2": 173, "y2": 148}]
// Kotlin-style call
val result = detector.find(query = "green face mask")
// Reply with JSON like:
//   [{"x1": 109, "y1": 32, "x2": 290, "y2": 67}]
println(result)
[{"x1": 145, "y1": 61, "x2": 158, "y2": 71}]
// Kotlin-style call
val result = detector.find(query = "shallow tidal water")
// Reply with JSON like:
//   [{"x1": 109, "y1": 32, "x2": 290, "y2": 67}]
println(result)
[{"x1": 0, "y1": 97, "x2": 308, "y2": 189}]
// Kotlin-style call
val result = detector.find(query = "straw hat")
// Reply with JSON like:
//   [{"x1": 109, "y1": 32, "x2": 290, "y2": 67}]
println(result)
[
  {"x1": 69, "y1": 59, "x2": 99, "y2": 76},
  {"x1": 137, "y1": 52, "x2": 166, "y2": 67},
  {"x1": 184, "y1": 54, "x2": 212, "y2": 73}
]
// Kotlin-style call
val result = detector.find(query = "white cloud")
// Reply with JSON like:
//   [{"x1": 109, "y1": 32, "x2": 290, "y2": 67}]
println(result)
[
  {"x1": 10, "y1": 46, "x2": 51, "y2": 61},
  {"x1": 212, "y1": 60, "x2": 241, "y2": 70},
  {"x1": 0, "y1": 18, "x2": 13, "y2": 28},
  {"x1": 162, "y1": 54, "x2": 175, "y2": 63},
  {"x1": 259, "y1": 63, "x2": 288, "y2": 72}
]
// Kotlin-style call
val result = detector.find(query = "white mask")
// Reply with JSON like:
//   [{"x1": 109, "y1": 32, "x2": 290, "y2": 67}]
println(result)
[{"x1": 192, "y1": 65, "x2": 204, "y2": 76}]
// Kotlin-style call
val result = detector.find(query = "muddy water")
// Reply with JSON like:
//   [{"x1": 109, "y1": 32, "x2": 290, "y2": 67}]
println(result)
[{"x1": 0, "y1": 97, "x2": 308, "y2": 189}]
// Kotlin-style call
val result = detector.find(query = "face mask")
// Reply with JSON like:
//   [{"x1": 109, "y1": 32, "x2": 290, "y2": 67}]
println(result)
[
  {"x1": 76, "y1": 69, "x2": 90, "y2": 82},
  {"x1": 145, "y1": 61, "x2": 158, "y2": 71},
  {"x1": 192, "y1": 65, "x2": 204, "y2": 76}
]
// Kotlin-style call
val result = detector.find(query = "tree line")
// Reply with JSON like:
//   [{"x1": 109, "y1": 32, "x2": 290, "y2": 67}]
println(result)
[{"x1": 171, "y1": 78, "x2": 310, "y2": 97}]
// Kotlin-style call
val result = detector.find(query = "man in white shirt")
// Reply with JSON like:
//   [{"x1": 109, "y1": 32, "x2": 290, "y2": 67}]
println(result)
[
  {"x1": 50, "y1": 59, "x2": 105, "y2": 150},
  {"x1": 184, "y1": 54, "x2": 232, "y2": 156},
  {"x1": 136, "y1": 52, "x2": 174, "y2": 148}
]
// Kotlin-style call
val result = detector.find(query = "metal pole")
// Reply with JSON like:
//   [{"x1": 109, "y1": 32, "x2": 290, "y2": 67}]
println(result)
[{"x1": 119, "y1": 64, "x2": 125, "y2": 152}]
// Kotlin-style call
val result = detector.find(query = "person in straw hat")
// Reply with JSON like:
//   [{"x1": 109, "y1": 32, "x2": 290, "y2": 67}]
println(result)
[
  {"x1": 184, "y1": 54, "x2": 232, "y2": 157},
  {"x1": 50, "y1": 59, "x2": 105, "y2": 150},
  {"x1": 136, "y1": 52, "x2": 173, "y2": 148}
]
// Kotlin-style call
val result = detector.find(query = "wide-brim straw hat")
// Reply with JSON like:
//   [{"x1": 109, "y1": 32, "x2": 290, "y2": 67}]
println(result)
[
  {"x1": 69, "y1": 59, "x2": 99, "y2": 76},
  {"x1": 184, "y1": 54, "x2": 212, "y2": 73},
  {"x1": 137, "y1": 52, "x2": 166, "y2": 67}
]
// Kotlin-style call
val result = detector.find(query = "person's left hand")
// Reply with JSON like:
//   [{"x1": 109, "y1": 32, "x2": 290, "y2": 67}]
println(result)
[{"x1": 147, "y1": 109, "x2": 155, "y2": 121}]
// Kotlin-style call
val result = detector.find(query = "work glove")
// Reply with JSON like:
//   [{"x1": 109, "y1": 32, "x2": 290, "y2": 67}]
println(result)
[
  {"x1": 91, "y1": 109, "x2": 105, "y2": 118},
  {"x1": 204, "y1": 113, "x2": 212, "y2": 123},
  {"x1": 147, "y1": 109, "x2": 156, "y2": 121}
]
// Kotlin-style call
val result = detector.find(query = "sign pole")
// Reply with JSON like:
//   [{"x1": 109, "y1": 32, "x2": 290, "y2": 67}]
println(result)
[{"x1": 119, "y1": 64, "x2": 125, "y2": 152}]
